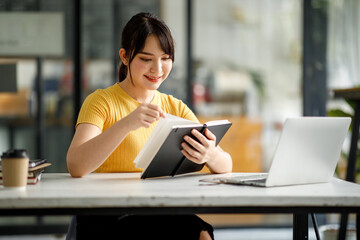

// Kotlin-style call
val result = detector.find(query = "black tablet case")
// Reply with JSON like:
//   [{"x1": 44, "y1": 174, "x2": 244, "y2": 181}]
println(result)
[{"x1": 141, "y1": 122, "x2": 232, "y2": 179}]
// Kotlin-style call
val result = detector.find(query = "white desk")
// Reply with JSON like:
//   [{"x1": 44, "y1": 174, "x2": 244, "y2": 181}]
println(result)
[{"x1": 0, "y1": 173, "x2": 359, "y2": 239}]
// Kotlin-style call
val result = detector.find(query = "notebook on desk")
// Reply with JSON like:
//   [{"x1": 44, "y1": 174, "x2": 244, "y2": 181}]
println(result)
[{"x1": 214, "y1": 117, "x2": 351, "y2": 187}]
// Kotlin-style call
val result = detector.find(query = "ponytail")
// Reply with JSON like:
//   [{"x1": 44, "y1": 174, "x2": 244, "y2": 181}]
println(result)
[{"x1": 118, "y1": 62, "x2": 128, "y2": 82}]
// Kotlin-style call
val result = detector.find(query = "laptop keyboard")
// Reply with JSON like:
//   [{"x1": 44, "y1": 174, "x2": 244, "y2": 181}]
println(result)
[
  {"x1": 241, "y1": 178, "x2": 267, "y2": 184},
  {"x1": 218, "y1": 174, "x2": 268, "y2": 184},
  {"x1": 200, "y1": 173, "x2": 269, "y2": 186}
]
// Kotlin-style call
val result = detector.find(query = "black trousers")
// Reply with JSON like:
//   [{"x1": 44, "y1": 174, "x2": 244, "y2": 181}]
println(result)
[{"x1": 76, "y1": 214, "x2": 214, "y2": 240}]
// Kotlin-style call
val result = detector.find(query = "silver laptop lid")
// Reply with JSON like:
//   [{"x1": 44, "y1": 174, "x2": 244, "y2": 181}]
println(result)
[{"x1": 266, "y1": 117, "x2": 351, "y2": 187}]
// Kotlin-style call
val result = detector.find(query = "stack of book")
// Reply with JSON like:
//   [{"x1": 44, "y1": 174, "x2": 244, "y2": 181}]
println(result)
[{"x1": 0, "y1": 159, "x2": 51, "y2": 185}]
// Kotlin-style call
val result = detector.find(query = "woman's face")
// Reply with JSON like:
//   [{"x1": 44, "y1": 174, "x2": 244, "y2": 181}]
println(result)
[{"x1": 127, "y1": 35, "x2": 173, "y2": 91}]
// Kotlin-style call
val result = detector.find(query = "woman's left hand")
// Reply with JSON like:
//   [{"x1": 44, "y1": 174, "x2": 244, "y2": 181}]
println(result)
[{"x1": 181, "y1": 128, "x2": 217, "y2": 165}]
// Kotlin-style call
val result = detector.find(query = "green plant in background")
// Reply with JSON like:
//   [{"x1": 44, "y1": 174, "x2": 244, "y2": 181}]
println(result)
[
  {"x1": 247, "y1": 69, "x2": 265, "y2": 102},
  {"x1": 328, "y1": 100, "x2": 360, "y2": 183}
]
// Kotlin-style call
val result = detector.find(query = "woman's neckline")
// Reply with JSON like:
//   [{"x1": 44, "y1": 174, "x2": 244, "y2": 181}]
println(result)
[{"x1": 116, "y1": 82, "x2": 156, "y2": 104}]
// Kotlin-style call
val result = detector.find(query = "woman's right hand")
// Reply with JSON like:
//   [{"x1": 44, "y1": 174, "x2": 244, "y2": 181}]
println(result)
[
  {"x1": 125, "y1": 103, "x2": 166, "y2": 131},
  {"x1": 67, "y1": 103, "x2": 166, "y2": 177}
]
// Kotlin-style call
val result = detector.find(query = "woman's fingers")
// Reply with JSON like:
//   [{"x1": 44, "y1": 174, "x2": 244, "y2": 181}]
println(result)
[
  {"x1": 181, "y1": 129, "x2": 217, "y2": 164},
  {"x1": 127, "y1": 103, "x2": 166, "y2": 130},
  {"x1": 181, "y1": 148, "x2": 201, "y2": 163},
  {"x1": 183, "y1": 135, "x2": 204, "y2": 152},
  {"x1": 146, "y1": 104, "x2": 166, "y2": 118}
]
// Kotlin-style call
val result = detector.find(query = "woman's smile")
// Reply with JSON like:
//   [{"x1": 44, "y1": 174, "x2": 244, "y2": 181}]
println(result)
[{"x1": 145, "y1": 75, "x2": 162, "y2": 82}]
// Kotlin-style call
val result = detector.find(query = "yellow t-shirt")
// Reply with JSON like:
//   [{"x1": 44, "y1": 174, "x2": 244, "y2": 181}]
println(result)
[{"x1": 76, "y1": 83, "x2": 198, "y2": 173}]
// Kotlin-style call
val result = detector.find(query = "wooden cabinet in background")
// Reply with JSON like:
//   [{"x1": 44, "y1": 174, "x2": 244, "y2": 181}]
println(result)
[
  {"x1": 0, "y1": 90, "x2": 29, "y2": 117},
  {"x1": 198, "y1": 116, "x2": 262, "y2": 173}
]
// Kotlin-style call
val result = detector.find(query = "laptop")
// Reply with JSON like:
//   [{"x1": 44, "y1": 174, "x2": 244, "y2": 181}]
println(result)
[{"x1": 214, "y1": 117, "x2": 351, "y2": 187}]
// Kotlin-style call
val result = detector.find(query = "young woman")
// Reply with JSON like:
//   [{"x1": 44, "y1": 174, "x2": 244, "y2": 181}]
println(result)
[{"x1": 66, "y1": 12, "x2": 232, "y2": 240}]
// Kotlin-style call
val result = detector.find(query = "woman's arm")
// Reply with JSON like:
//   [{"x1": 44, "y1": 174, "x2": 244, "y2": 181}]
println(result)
[
  {"x1": 180, "y1": 128, "x2": 232, "y2": 174},
  {"x1": 66, "y1": 103, "x2": 166, "y2": 177}
]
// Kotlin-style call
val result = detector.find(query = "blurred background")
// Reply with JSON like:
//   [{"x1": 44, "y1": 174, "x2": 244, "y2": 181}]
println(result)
[{"x1": 0, "y1": 0, "x2": 359, "y2": 239}]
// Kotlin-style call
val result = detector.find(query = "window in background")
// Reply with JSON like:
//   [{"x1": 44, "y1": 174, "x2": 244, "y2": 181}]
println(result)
[
  {"x1": 191, "y1": 0, "x2": 302, "y2": 174},
  {"x1": 327, "y1": 0, "x2": 360, "y2": 89},
  {"x1": 327, "y1": 0, "x2": 360, "y2": 183},
  {"x1": 0, "y1": 0, "x2": 160, "y2": 173},
  {"x1": 327, "y1": 0, "x2": 360, "y2": 128},
  {"x1": 191, "y1": 0, "x2": 302, "y2": 228},
  {"x1": 0, "y1": 0, "x2": 72, "y2": 172}
]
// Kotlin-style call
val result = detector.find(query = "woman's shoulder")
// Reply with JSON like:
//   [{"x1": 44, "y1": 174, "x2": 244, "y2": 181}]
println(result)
[
  {"x1": 93, "y1": 84, "x2": 118, "y2": 95},
  {"x1": 85, "y1": 84, "x2": 118, "y2": 101}
]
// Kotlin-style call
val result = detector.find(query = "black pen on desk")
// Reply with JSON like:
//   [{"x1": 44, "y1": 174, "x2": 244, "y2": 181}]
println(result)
[{"x1": 29, "y1": 159, "x2": 47, "y2": 168}]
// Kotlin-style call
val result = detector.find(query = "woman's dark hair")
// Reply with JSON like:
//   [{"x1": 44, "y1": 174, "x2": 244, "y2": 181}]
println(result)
[{"x1": 118, "y1": 12, "x2": 175, "y2": 82}]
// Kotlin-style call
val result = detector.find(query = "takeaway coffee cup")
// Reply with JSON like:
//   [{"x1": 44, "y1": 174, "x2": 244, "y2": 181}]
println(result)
[{"x1": 1, "y1": 149, "x2": 29, "y2": 189}]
